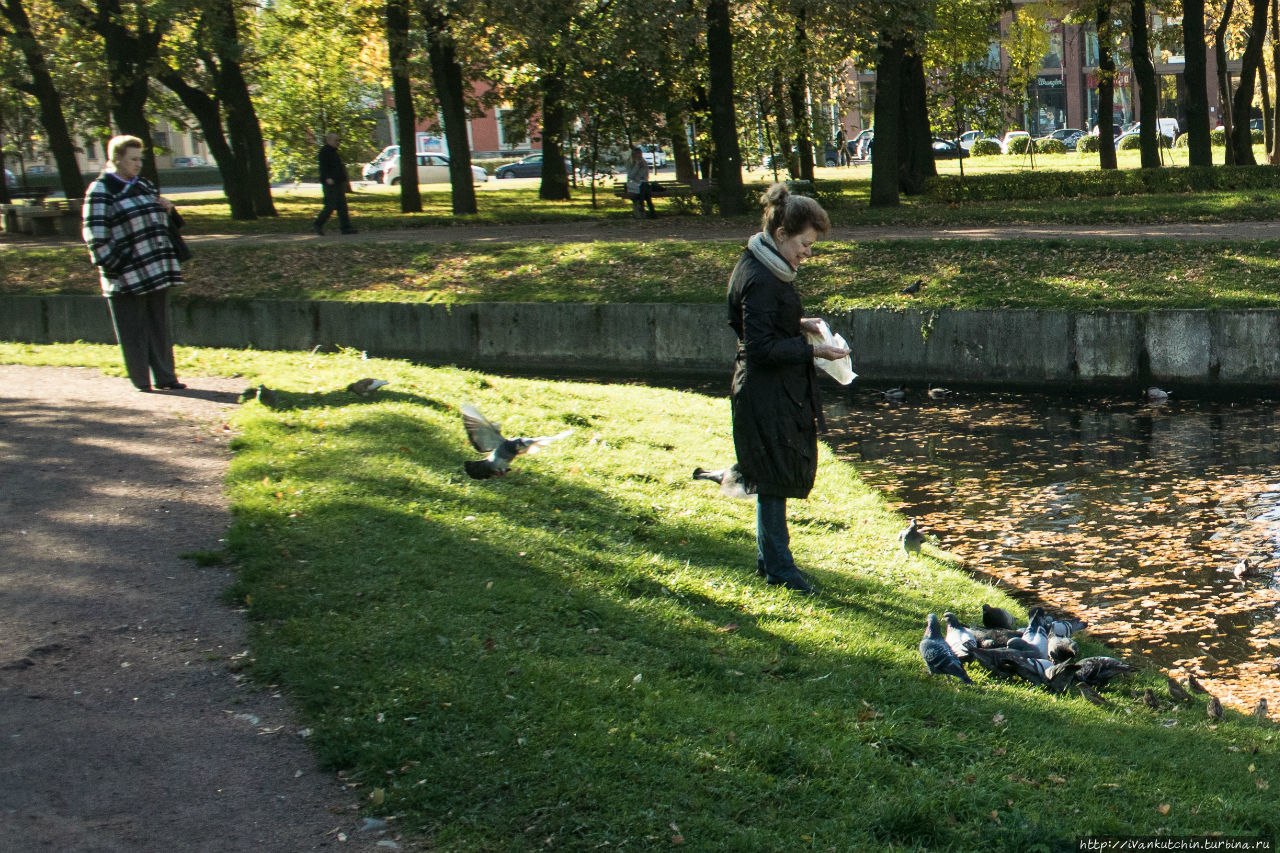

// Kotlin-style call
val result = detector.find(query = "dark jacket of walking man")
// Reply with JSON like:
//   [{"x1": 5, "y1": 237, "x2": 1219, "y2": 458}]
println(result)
[{"x1": 313, "y1": 131, "x2": 356, "y2": 235}]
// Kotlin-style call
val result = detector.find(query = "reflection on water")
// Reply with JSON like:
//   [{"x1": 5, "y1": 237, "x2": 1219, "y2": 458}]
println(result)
[{"x1": 823, "y1": 388, "x2": 1280, "y2": 712}]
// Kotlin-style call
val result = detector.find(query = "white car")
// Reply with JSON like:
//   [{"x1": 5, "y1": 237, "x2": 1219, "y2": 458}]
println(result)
[
  {"x1": 381, "y1": 153, "x2": 488, "y2": 185},
  {"x1": 957, "y1": 130, "x2": 986, "y2": 150},
  {"x1": 362, "y1": 145, "x2": 399, "y2": 182},
  {"x1": 999, "y1": 130, "x2": 1031, "y2": 153},
  {"x1": 641, "y1": 146, "x2": 666, "y2": 168}
]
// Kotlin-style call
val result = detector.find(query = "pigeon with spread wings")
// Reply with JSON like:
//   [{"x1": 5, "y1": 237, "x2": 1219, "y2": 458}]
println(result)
[{"x1": 460, "y1": 404, "x2": 573, "y2": 480}]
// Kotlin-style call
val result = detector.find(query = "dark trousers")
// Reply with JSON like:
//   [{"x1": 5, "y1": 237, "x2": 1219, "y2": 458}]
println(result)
[
  {"x1": 756, "y1": 495, "x2": 797, "y2": 578},
  {"x1": 630, "y1": 181, "x2": 655, "y2": 217},
  {"x1": 106, "y1": 289, "x2": 178, "y2": 391},
  {"x1": 315, "y1": 185, "x2": 352, "y2": 231}
]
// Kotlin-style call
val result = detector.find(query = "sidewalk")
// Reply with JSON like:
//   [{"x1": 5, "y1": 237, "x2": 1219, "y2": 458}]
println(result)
[{"x1": 0, "y1": 365, "x2": 415, "y2": 852}]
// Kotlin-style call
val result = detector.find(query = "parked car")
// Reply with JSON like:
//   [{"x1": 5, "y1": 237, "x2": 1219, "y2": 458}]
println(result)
[
  {"x1": 999, "y1": 130, "x2": 1030, "y2": 153},
  {"x1": 855, "y1": 131, "x2": 874, "y2": 160},
  {"x1": 362, "y1": 145, "x2": 399, "y2": 182},
  {"x1": 171, "y1": 155, "x2": 209, "y2": 167},
  {"x1": 494, "y1": 153, "x2": 572, "y2": 179},
  {"x1": 382, "y1": 153, "x2": 489, "y2": 185},
  {"x1": 25, "y1": 164, "x2": 56, "y2": 176},
  {"x1": 848, "y1": 128, "x2": 873, "y2": 159},
  {"x1": 956, "y1": 130, "x2": 987, "y2": 150},
  {"x1": 931, "y1": 138, "x2": 969, "y2": 159},
  {"x1": 640, "y1": 145, "x2": 666, "y2": 169},
  {"x1": 1123, "y1": 119, "x2": 1179, "y2": 141},
  {"x1": 1042, "y1": 128, "x2": 1086, "y2": 150}
]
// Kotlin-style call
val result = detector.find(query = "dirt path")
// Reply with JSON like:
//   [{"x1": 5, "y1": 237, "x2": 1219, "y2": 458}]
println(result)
[{"x1": 0, "y1": 365, "x2": 421, "y2": 852}]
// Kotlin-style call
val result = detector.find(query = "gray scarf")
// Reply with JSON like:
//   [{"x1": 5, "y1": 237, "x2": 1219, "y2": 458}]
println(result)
[{"x1": 747, "y1": 231, "x2": 795, "y2": 282}]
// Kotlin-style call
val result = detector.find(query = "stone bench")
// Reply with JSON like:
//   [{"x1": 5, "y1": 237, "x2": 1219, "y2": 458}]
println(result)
[{"x1": 13, "y1": 198, "x2": 82, "y2": 237}]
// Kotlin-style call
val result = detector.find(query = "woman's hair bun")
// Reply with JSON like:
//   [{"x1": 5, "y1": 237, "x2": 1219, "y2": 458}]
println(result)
[{"x1": 761, "y1": 182, "x2": 790, "y2": 209}]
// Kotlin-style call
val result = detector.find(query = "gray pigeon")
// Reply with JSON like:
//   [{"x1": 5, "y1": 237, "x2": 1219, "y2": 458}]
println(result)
[
  {"x1": 1006, "y1": 637, "x2": 1043, "y2": 656},
  {"x1": 1048, "y1": 635, "x2": 1078, "y2": 664},
  {"x1": 965, "y1": 643, "x2": 1038, "y2": 677},
  {"x1": 1048, "y1": 617, "x2": 1087, "y2": 637},
  {"x1": 927, "y1": 386, "x2": 952, "y2": 400},
  {"x1": 919, "y1": 613, "x2": 973, "y2": 684},
  {"x1": 969, "y1": 625, "x2": 1021, "y2": 649},
  {"x1": 347, "y1": 377, "x2": 389, "y2": 396},
  {"x1": 899, "y1": 517, "x2": 925, "y2": 552},
  {"x1": 461, "y1": 404, "x2": 573, "y2": 480},
  {"x1": 981, "y1": 604, "x2": 1018, "y2": 630},
  {"x1": 1045, "y1": 662, "x2": 1083, "y2": 694},
  {"x1": 1021, "y1": 623, "x2": 1050, "y2": 658},
  {"x1": 943, "y1": 612, "x2": 976, "y2": 661},
  {"x1": 692, "y1": 465, "x2": 749, "y2": 499},
  {"x1": 1074, "y1": 656, "x2": 1138, "y2": 689},
  {"x1": 881, "y1": 387, "x2": 907, "y2": 403},
  {"x1": 1004, "y1": 654, "x2": 1053, "y2": 688}
]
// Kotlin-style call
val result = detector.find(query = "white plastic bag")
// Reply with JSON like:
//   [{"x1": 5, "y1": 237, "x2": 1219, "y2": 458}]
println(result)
[{"x1": 803, "y1": 319, "x2": 856, "y2": 385}]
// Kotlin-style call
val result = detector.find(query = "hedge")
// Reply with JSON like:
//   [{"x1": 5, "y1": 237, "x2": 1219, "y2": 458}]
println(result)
[
  {"x1": 926, "y1": 164, "x2": 1280, "y2": 202},
  {"x1": 1077, "y1": 135, "x2": 1101, "y2": 153},
  {"x1": 971, "y1": 139, "x2": 1001, "y2": 156},
  {"x1": 1035, "y1": 138, "x2": 1068, "y2": 154}
]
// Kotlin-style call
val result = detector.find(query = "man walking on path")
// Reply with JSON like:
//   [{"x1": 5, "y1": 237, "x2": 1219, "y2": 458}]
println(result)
[{"x1": 313, "y1": 132, "x2": 356, "y2": 236}]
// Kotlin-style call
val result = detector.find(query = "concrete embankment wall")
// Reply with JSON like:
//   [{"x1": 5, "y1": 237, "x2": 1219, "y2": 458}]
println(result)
[{"x1": 5, "y1": 295, "x2": 1280, "y2": 390}]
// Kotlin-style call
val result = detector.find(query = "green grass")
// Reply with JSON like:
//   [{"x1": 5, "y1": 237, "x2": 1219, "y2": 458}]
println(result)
[
  {"x1": 12, "y1": 237, "x2": 1280, "y2": 311},
  {"x1": 4, "y1": 341, "x2": 1277, "y2": 851}
]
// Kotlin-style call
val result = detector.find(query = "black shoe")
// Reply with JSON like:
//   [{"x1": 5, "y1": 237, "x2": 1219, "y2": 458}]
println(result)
[
  {"x1": 766, "y1": 569, "x2": 816, "y2": 594},
  {"x1": 312, "y1": 223, "x2": 324, "y2": 236},
  {"x1": 156, "y1": 382, "x2": 187, "y2": 390}
]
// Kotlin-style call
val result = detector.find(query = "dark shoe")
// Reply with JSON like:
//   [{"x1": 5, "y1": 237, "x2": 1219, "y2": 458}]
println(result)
[
  {"x1": 156, "y1": 382, "x2": 187, "y2": 390},
  {"x1": 340, "y1": 228, "x2": 358, "y2": 234},
  {"x1": 135, "y1": 385, "x2": 153, "y2": 393},
  {"x1": 312, "y1": 223, "x2": 324, "y2": 236},
  {"x1": 766, "y1": 569, "x2": 816, "y2": 594}
]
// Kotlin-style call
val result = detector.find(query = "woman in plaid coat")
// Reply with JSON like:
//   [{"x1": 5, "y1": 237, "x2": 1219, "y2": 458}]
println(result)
[{"x1": 82, "y1": 135, "x2": 186, "y2": 392}]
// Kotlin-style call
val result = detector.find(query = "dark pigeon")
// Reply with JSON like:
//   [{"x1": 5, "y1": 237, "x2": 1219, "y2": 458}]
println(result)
[
  {"x1": 965, "y1": 643, "x2": 1038, "y2": 677},
  {"x1": 982, "y1": 604, "x2": 1018, "y2": 630},
  {"x1": 461, "y1": 404, "x2": 572, "y2": 480},
  {"x1": 692, "y1": 465, "x2": 749, "y2": 499},
  {"x1": 1045, "y1": 662, "x2": 1083, "y2": 694},
  {"x1": 1048, "y1": 635, "x2": 1078, "y2": 664},
  {"x1": 919, "y1": 613, "x2": 973, "y2": 684},
  {"x1": 901, "y1": 278, "x2": 924, "y2": 295},
  {"x1": 347, "y1": 378, "x2": 389, "y2": 396},
  {"x1": 1074, "y1": 656, "x2": 1138, "y2": 690}
]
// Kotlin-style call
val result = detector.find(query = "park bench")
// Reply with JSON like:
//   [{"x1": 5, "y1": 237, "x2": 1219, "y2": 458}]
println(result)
[
  {"x1": 12, "y1": 197, "x2": 81, "y2": 237},
  {"x1": 613, "y1": 179, "x2": 718, "y2": 216},
  {"x1": 9, "y1": 186, "x2": 54, "y2": 204}
]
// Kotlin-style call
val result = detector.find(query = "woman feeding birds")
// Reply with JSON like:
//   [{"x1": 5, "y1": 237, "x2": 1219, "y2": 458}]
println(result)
[{"x1": 726, "y1": 183, "x2": 849, "y2": 594}]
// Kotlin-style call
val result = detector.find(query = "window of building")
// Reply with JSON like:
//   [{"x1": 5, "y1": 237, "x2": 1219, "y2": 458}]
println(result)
[{"x1": 153, "y1": 131, "x2": 170, "y2": 148}]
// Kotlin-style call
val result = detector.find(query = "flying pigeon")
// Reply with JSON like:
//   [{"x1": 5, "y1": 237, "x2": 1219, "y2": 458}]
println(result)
[
  {"x1": 1166, "y1": 677, "x2": 1192, "y2": 703},
  {"x1": 919, "y1": 613, "x2": 973, "y2": 684},
  {"x1": 982, "y1": 604, "x2": 1018, "y2": 630},
  {"x1": 1074, "y1": 656, "x2": 1138, "y2": 689},
  {"x1": 1206, "y1": 695, "x2": 1223, "y2": 721},
  {"x1": 880, "y1": 387, "x2": 907, "y2": 403},
  {"x1": 943, "y1": 612, "x2": 976, "y2": 661},
  {"x1": 1186, "y1": 673, "x2": 1210, "y2": 694},
  {"x1": 460, "y1": 404, "x2": 573, "y2": 480},
  {"x1": 900, "y1": 278, "x2": 924, "y2": 295},
  {"x1": 347, "y1": 378, "x2": 389, "y2": 396},
  {"x1": 692, "y1": 465, "x2": 749, "y2": 499},
  {"x1": 1048, "y1": 635, "x2": 1078, "y2": 664},
  {"x1": 899, "y1": 517, "x2": 925, "y2": 553}
]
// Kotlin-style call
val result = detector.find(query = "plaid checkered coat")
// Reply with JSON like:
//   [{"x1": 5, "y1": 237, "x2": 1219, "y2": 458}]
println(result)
[{"x1": 82, "y1": 172, "x2": 183, "y2": 297}]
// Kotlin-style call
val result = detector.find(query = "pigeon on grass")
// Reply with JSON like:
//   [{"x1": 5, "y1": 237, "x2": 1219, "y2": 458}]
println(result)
[
  {"x1": 461, "y1": 404, "x2": 573, "y2": 480},
  {"x1": 919, "y1": 613, "x2": 973, "y2": 684},
  {"x1": 692, "y1": 465, "x2": 749, "y2": 499},
  {"x1": 347, "y1": 378, "x2": 389, "y2": 396}
]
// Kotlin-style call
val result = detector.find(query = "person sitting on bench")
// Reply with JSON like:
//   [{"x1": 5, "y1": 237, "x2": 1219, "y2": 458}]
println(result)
[{"x1": 626, "y1": 146, "x2": 656, "y2": 219}]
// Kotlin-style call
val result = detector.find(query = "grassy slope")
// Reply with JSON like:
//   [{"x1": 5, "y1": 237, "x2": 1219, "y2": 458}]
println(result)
[{"x1": 4, "y1": 342, "x2": 1276, "y2": 851}]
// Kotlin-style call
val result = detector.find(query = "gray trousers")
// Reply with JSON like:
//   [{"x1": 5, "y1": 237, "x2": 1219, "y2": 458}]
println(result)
[{"x1": 106, "y1": 289, "x2": 178, "y2": 390}]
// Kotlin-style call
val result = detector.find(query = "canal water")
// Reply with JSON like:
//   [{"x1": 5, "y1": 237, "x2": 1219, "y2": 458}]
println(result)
[{"x1": 821, "y1": 386, "x2": 1280, "y2": 713}]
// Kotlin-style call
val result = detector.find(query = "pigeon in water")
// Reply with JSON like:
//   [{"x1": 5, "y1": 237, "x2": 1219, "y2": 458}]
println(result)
[
  {"x1": 1048, "y1": 635, "x2": 1078, "y2": 664},
  {"x1": 460, "y1": 404, "x2": 573, "y2": 480},
  {"x1": 881, "y1": 387, "x2": 907, "y2": 403},
  {"x1": 1074, "y1": 656, "x2": 1138, "y2": 689},
  {"x1": 1207, "y1": 695, "x2": 1223, "y2": 721},
  {"x1": 982, "y1": 604, "x2": 1018, "y2": 630},
  {"x1": 943, "y1": 612, "x2": 976, "y2": 661},
  {"x1": 1142, "y1": 688, "x2": 1162, "y2": 710},
  {"x1": 257, "y1": 385, "x2": 280, "y2": 408},
  {"x1": 927, "y1": 386, "x2": 952, "y2": 400},
  {"x1": 1186, "y1": 673, "x2": 1210, "y2": 694},
  {"x1": 692, "y1": 465, "x2": 749, "y2": 500},
  {"x1": 901, "y1": 278, "x2": 924, "y2": 295},
  {"x1": 1145, "y1": 387, "x2": 1170, "y2": 403},
  {"x1": 899, "y1": 517, "x2": 925, "y2": 552},
  {"x1": 1166, "y1": 676, "x2": 1192, "y2": 703},
  {"x1": 1232, "y1": 557, "x2": 1254, "y2": 580},
  {"x1": 347, "y1": 378, "x2": 389, "y2": 396},
  {"x1": 919, "y1": 613, "x2": 973, "y2": 684},
  {"x1": 1252, "y1": 698, "x2": 1269, "y2": 719}
]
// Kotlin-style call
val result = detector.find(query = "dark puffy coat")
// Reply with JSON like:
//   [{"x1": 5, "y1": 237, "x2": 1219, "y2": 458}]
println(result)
[{"x1": 727, "y1": 248, "x2": 822, "y2": 499}]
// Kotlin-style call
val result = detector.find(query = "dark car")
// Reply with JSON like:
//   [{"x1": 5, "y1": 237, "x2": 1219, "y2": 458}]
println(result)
[
  {"x1": 931, "y1": 138, "x2": 969, "y2": 160},
  {"x1": 495, "y1": 153, "x2": 571, "y2": 179}
]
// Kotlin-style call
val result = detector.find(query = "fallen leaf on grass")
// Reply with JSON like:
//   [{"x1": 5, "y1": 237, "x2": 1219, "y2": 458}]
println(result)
[{"x1": 1158, "y1": 803, "x2": 1171, "y2": 815}]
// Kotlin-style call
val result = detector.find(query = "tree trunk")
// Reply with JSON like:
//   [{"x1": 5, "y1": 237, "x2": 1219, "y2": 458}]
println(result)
[
  {"x1": 1230, "y1": 0, "x2": 1268, "y2": 165},
  {"x1": 421, "y1": 6, "x2": 477, "y2": 214},
  {"x1": 790, "y1": 8, "x2": 814, "y2": 182},
  {"x1": 665, "y1": 101, "x2": 695, "y2": 182},
  {"x1": 1096, "y1": 2, "x2": 1118, "y2": 170},
  {"x1": 2, "y1": 0, "x2": 86, "y2": 198},
  {"x1": 1183, "y1": 0, "x2": 1212, "y2": 166},
  {"x1": 899, "y1": 45, "x2": 935, "y2": 195},
  {"x1": 705, "y1": 0, "x2": 744, "y2": 214},
  {"x1": 1216, "y1": 0, "x2": 1237, "y2": 164},
  {"x1": 1272, "y1": 0, "x2": 1280, "y2": 162},
  {"x1": 386, "y1": 0, "x2": 421, "y2": 212},
  {"x1": 537, "y1": 72, "x2": 571, "y2": 201},
  {"x1": 1262, "y1": 56, "x2": 1274, "y2": 159},
  {"x1": 870, "y1": 36, "x2": 903, "y2": 207},
  {"x1": 771, "y1": 72, "x2": 794, "y2": 178},
  {"x1": 205, "y1": 0, "x2": 275, "y2": 217},
  {"x1": 1131, "y1": 0, "x2": 1162, "y2": 167},
  {"x1": 157, "y1": 73, "x2": 255, "y2": 219}
]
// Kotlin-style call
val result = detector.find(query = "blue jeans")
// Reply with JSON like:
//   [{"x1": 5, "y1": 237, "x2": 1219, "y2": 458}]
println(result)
[{"x1": 756, "y1": 495, "x2": 796, "y2": 579}]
